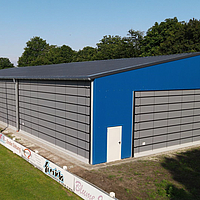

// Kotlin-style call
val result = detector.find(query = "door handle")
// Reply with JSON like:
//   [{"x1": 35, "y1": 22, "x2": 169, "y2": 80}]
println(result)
[{"x1": 119, "y1": 141, "x2": 121, "y2": 144}]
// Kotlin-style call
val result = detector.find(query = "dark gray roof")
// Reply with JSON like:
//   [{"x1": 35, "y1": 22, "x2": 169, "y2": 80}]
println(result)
[{"x1": 0, "y1": 52, "x2": 200, "y2": 80}]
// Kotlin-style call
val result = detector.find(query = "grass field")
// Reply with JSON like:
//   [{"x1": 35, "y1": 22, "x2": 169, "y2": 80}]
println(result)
[
  {"x1": 78, "y1": 146, "x2": 200, "y2": 200},
  {"x1": 0, "y1": 144, "x2": 81, "y2": 200}
]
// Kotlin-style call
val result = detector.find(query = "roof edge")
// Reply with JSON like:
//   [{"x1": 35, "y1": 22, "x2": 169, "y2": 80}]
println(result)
[
  {"x1": 89, "y1": 52, "x2": 200, "y2": 80},
  {"x1": 0, "y1": 76, "x2": 92, "y2": 81}
]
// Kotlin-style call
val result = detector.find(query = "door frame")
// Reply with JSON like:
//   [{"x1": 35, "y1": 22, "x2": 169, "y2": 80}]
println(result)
[
  {"x1": 107, "y1": 126, "x2": 122, "y2": 163},
  {"x1": 132, "y1": 91, "x2": 136, "y2": 157}
]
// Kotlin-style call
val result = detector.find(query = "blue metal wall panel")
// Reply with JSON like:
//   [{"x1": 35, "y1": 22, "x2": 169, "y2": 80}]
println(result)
[{"x1": 92, "y1": 56, "x2": 200, "y2": 164}]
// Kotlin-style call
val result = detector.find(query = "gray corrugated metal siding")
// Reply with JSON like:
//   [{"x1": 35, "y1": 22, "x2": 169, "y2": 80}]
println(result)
[
  {"x1": 0, "y1": 80, "x2": 16, "y2": 127},
  {"x1": 134, "y1": 89, "x2": 200, "y2": 154},
  {"x1": 19, "y1": 80, "x2": 90, "y2": 159}
]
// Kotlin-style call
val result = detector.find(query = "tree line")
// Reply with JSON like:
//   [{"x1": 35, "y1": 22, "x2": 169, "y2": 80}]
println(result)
[{"x1": 1, "y1": 17, "x2": 200, "y2": 69}]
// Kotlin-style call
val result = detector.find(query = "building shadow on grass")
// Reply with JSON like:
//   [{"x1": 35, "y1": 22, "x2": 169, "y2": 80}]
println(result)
[{"x1": 161, "y1": 148, "x2": 200, "y2": 200}]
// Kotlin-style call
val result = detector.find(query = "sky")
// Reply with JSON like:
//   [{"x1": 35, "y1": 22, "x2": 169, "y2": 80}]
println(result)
[{"x1": 1, "y1": 0, "x2": 200, "y2": 66}]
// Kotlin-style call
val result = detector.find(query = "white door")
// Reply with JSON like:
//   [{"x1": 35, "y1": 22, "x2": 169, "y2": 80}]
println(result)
[{"x1": 107, "y1": 126, "x2": 122, "y2": 163}]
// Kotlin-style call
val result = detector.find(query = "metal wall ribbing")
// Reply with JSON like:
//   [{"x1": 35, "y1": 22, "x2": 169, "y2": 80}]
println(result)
[
  {"x1": 134, "y1": 89, "x2": 200, "y2": 154},
  {"x1": 0, "y1": 80, "x2": 16, "y2": 127},
  {"x1": 19, "y1": 80, "x2": 90, "y2": 160}
]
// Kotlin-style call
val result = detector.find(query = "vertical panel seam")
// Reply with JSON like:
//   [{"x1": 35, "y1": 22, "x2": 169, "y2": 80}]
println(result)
[
  {"x1": 15, "y1": 79, "x2": 19, "y2": 131},
  {"x1": 132, "y1": 91, "x2": 135, "y2": 157}
]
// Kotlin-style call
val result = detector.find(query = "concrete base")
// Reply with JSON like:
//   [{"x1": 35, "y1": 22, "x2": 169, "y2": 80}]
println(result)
[{"x1": 134, "y1": 140, "x2": 200, "y2": 158}]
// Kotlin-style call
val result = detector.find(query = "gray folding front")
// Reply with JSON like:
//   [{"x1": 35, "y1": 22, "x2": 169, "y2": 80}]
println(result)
[
  {"x1": 19, "y1": 80, "x2": 90, "y2": 160},
  {"x1": 0, "y1": 80, "x2": 16, "y2": 127},
  {"x1": 134, "y1": 89, "x2": 200, "y2": 155}
]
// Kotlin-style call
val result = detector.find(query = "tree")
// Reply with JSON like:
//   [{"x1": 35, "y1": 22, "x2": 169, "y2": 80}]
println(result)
[
  {"x1": 124, "y1": 29, "x2": 144, "y2": 57},
  {"x1": 73, "y1": 46, "x2": 97, "y2": 62},
  {"x1": 96, "y1": 31, "x2": 144, "y2": 60},
  {"x1": 0, "y1": 58, "x2": 14, "y2": 69},
  {"x1": 96, "y1": 35, "x2": 128, "y2": 60},
  {"x1": 45, "y1": 45, "x2": 76, "y2": 64},
  {"x1": 18, "y1": 36, "x2": 50, "y2": 67},
  {"x1": 141, "y1": 17, "x2": 186, "y2": 56},
  {"x1": 184, "y1": 18, "x2": 200, "y2": 52},
  {"x1": 18, "y1": 37, "x2": 77, "y2": 66},
  {"x1": 141, "y1": 17, "x2": 200, "y2": 56}
]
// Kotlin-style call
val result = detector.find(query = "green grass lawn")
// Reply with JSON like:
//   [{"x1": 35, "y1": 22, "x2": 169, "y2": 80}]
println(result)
[{"x1": 0, "y1": 144, "x2": 81, "y2": 200}]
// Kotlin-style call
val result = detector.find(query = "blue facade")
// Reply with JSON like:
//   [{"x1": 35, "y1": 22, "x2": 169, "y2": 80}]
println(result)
[{"x1": 92, "y1": 55, "x2": 200, "y2": 164}]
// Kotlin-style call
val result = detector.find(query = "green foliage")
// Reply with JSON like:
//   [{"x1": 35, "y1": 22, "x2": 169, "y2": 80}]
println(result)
[
  {"x1": 0, "y1": 58, "x2": 14, "y2": 69},
  {"x1": 141, "y1": 17, "x2": 200, "y2": 56},
  {"x1": 125, "y1": 29, "x2": 144, "y2": 57},
  {"x1": 46, "y1": 45, "x2": 76, "y2": 64},
  {"x1": 96, "y1": 35, "x2": 127, "y2": 60},
  {"x1": 96, "y1": 32, "x2": 144, "y2": 60},
  {"x1": 134, "y1": 171, "x2": 141, "y2": 175},
  {"x1": 108, "y1": 174, "x2": 116, "y2": 179},
  {"x1": 184, "y1": 18, "x2": 200, "y2": 52},
  {"x1": 73, "y1": 46, "x2": 97, "y2": 62},
  {"x1": 18, "y1": 36, "x2": 50, "y2": 67},
  {"x1": 18, "y1": 37, "x2": 76, "y2": 67},
  {"x1": 142, "y1": 17, "x2": 184, "y2": 55}
]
